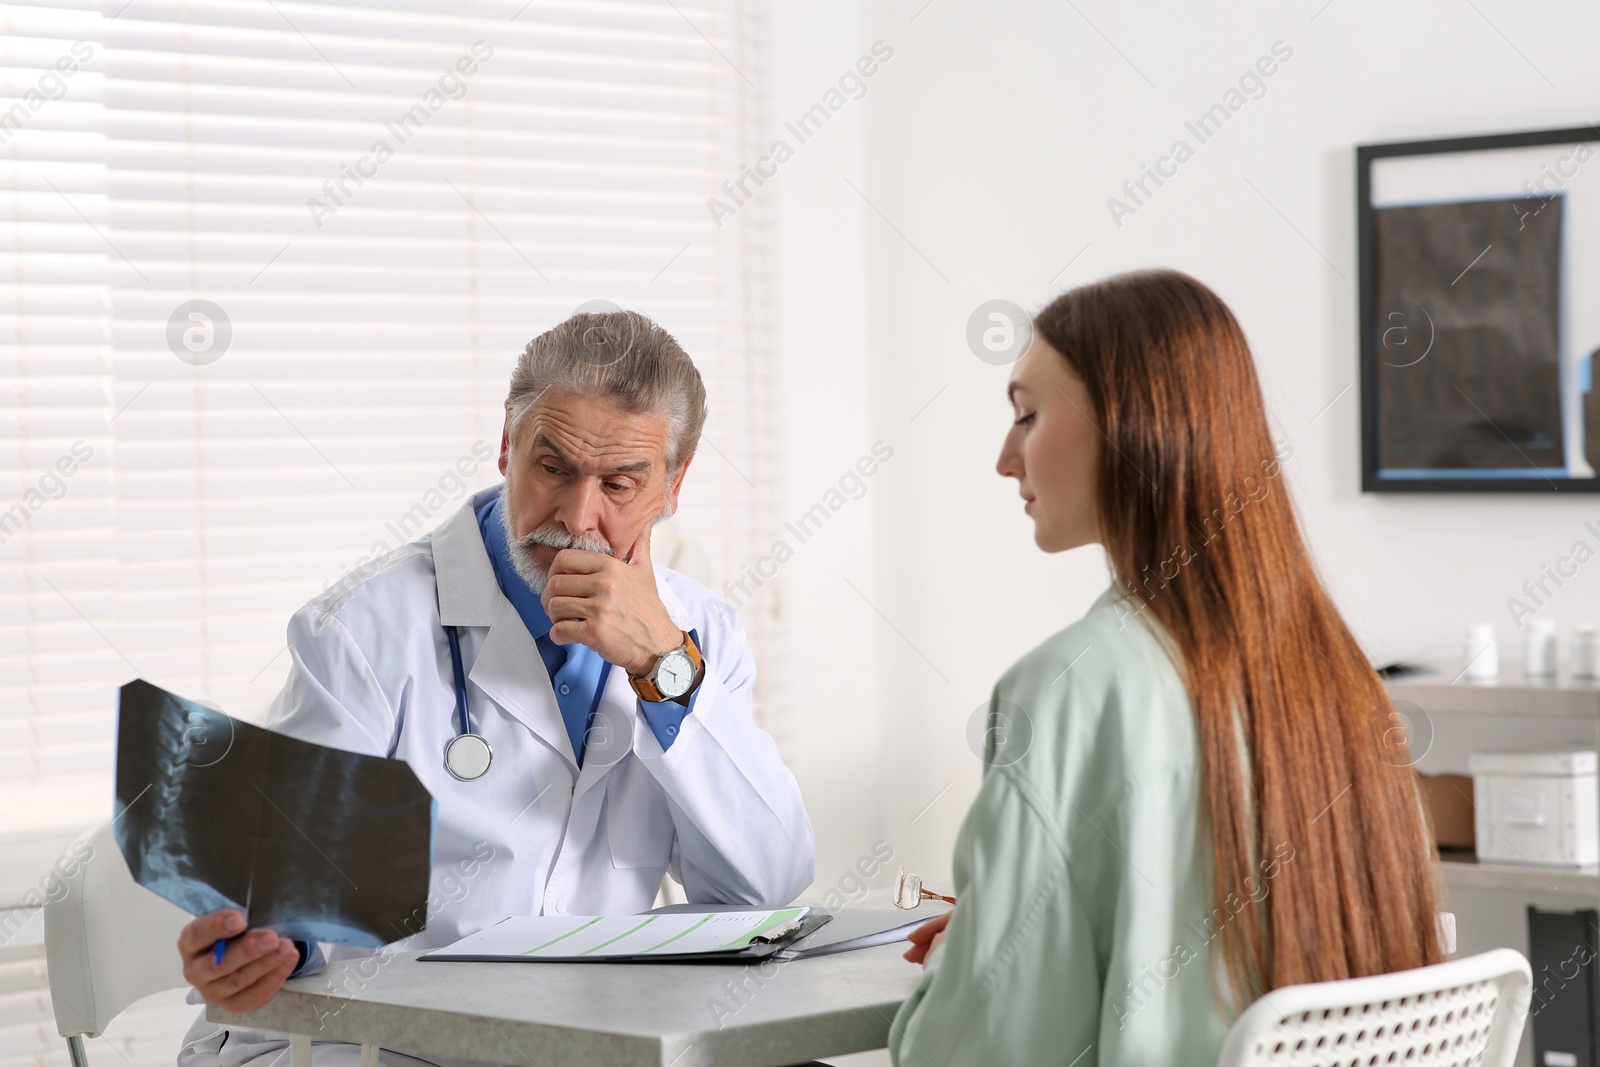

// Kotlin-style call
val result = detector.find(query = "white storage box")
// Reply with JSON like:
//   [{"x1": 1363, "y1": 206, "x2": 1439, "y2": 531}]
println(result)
[{"x1": 1470, "y1": 750, "x2": 1600, "y2": 867}]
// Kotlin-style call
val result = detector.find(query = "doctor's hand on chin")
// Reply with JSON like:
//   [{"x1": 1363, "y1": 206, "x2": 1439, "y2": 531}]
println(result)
[
  {"x1": 178, "y1": 909, "x2": 300, "y2": 1014},
  {"x1": 540, "y1": 521, "x2": 690, "y2": 679}
]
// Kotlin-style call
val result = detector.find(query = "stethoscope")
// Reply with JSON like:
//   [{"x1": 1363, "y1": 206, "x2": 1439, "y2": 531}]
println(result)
[{"x1": 442, "y1": 624, "x2": 493, "y2": 781}]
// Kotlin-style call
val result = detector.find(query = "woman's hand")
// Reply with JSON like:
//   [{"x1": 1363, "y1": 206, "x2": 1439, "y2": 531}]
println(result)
[{"x1": 903, "y1": 909, "x2": 953, "y2": 966}]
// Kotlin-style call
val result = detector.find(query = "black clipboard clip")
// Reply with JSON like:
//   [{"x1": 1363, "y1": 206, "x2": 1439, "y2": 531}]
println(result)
[{"x1": 751, "y1": 918, "x2": 805, "y2": 945}]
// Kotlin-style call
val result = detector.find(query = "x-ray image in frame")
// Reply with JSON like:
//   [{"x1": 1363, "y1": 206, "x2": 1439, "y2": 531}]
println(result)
[{"x1": 1358, "y1": 123, "x2": 1600, "y2": 492}]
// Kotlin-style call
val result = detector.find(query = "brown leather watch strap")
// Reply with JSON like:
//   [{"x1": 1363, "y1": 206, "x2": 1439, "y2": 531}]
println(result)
[{"x1": 628, "y1": 632, "x2": 704, "y2": 703}]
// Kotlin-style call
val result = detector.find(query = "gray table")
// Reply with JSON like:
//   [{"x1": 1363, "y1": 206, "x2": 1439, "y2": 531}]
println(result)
[{"x1": 216, "y1": 942, "x2": 923, "y2": 1067}]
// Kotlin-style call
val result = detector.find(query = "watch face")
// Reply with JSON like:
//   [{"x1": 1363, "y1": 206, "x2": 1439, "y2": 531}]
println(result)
[{"x1": 656, "y1": 649, "x2": 694, "y2": 698}]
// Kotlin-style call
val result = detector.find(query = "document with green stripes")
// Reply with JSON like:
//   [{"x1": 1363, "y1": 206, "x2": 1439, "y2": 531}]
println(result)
[{"x1": 419, "y1": 908, "x2": 827, "y2": 963}]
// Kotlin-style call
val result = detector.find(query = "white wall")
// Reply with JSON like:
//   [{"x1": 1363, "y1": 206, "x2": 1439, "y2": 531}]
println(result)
[
  {"x1": 769, "y1": 0, "x2": 1600, "y2": 892},
  {"x1": 764, "y1": 1, "x2": 891, "y2": 900}
]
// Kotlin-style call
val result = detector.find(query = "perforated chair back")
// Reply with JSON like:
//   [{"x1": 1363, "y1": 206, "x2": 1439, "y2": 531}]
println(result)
[{"x1": 1215, "y1": 948, "x2": 1531, "y2": 1067}]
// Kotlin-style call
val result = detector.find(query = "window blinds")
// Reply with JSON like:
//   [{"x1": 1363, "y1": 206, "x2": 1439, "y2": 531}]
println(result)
[
  {"x1": 0, "y1": 0, "x2": 775, "y2": 890},
  {"x1": 0, "y1": 0, "x2": 118, "y2": 851}
]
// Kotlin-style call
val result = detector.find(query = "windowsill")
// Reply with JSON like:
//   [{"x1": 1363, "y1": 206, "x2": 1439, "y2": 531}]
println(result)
[
  {"x1": 0, "y1": 778, "x2": 108, "y2": 908},
  {"x1": 0, "y1": 905, "x2": 44, "y2": 946}
]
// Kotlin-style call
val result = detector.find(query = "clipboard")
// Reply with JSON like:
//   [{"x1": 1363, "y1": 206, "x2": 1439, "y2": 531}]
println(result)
[
  {"x1": 626, "y1": 911, "x2": 833, "y2": 963},
  {"x1": 419, "y1": 909, "x2": 833, "y2": 964}
]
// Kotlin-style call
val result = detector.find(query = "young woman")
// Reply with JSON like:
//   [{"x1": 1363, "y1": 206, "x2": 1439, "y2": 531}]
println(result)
[{"x1": 890, "y1": 270, "x2": 1442, "y2": 1066}]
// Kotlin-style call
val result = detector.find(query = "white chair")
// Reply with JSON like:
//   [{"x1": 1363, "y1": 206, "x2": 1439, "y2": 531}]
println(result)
[
  {"x1": 1216, "y1": 948, "x2": 1532, "y2": 1067},
  {"x1": 43, "y1": 820, "x2": 191, "y2": 1067}
]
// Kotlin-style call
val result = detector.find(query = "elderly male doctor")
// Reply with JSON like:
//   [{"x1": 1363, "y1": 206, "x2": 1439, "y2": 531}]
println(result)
[{"x1": 175, "y1": 310, "x2": 814, "y2": 1065}]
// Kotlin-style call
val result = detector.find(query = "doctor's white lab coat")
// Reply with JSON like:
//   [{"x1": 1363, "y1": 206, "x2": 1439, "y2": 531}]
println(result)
[{"x1": 179, "y1": 485, "x2": 813, "y2": 1065}]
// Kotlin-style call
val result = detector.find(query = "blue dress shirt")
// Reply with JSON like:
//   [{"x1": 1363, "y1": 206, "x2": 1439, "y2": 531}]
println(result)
[{"x1": 476, "y1": 491, "x2": 694, "y2": 761}]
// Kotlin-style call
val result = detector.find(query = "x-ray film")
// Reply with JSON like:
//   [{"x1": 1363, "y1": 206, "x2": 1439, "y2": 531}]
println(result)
[{"x1": 114, "y1": 679, "x2": 434, "y2": 947}]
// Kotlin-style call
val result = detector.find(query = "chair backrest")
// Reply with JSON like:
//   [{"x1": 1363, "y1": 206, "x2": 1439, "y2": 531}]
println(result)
[
  {"x1": 43, "y1": 821, "x2": 191, "y2": 1039},
  {"x1": 1216, "y1": 948, "x2": 1532, "y2": 1067}
]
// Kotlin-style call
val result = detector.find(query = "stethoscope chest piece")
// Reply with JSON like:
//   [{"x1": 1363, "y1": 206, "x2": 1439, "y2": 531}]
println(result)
[
  {"x1": 442, "y1": 624, "x2": 492, "y2": 781},
  {"x1": 445, "y1": 731, "x2": 493, "y2": 782}
]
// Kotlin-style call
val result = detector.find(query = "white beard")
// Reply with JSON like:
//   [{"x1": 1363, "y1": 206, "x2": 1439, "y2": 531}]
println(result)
[{"x1": 496, "y1": 491, "x2": 613, "y2": 594}]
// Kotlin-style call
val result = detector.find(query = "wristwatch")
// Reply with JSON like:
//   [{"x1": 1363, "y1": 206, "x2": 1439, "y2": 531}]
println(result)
[{"x1": 629, "y1": 632, "x2": 704, "y2": 704}]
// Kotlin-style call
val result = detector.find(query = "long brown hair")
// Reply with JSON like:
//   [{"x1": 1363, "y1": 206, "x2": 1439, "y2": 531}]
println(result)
[{"x1": 1033, "y1": 269, "x2": 1441, "y2": 1007}]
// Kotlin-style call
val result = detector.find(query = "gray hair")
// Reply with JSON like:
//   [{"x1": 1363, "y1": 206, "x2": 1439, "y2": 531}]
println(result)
[{"x1": 506, "y1": 310, "x2": 708, "y2": 472}]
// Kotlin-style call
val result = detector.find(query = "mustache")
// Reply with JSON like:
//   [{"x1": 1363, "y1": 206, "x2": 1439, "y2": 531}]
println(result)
[{"x1": 514, "y1": 523, "x2": 613, "y2": 557}]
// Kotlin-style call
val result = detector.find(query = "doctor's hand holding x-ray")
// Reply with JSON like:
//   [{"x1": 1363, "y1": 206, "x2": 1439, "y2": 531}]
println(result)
[{"x1": 177, "y1": 311, "x2": 814, "y2": 1065}]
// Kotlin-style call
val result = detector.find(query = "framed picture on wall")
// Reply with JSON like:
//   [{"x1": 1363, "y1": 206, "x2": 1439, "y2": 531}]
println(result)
[{"x1": 1358, "y1": 123, "x2": 1600, "y2": 492}]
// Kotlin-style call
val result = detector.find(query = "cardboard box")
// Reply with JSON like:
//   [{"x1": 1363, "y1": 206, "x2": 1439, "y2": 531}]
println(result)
[{"x1": 1418, "y1": 773, "x2": 1476, "y2": 851}]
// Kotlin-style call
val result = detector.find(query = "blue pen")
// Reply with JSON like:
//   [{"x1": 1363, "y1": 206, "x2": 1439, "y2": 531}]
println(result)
[{"x1": 213, "y1": 938, "x2": 227, "y2": 966}]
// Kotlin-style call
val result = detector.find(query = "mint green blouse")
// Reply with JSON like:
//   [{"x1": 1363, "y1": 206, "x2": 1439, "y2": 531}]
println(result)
[{"x1": 890, "y1": 585, "x2": 1233, "y2": 1067}]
